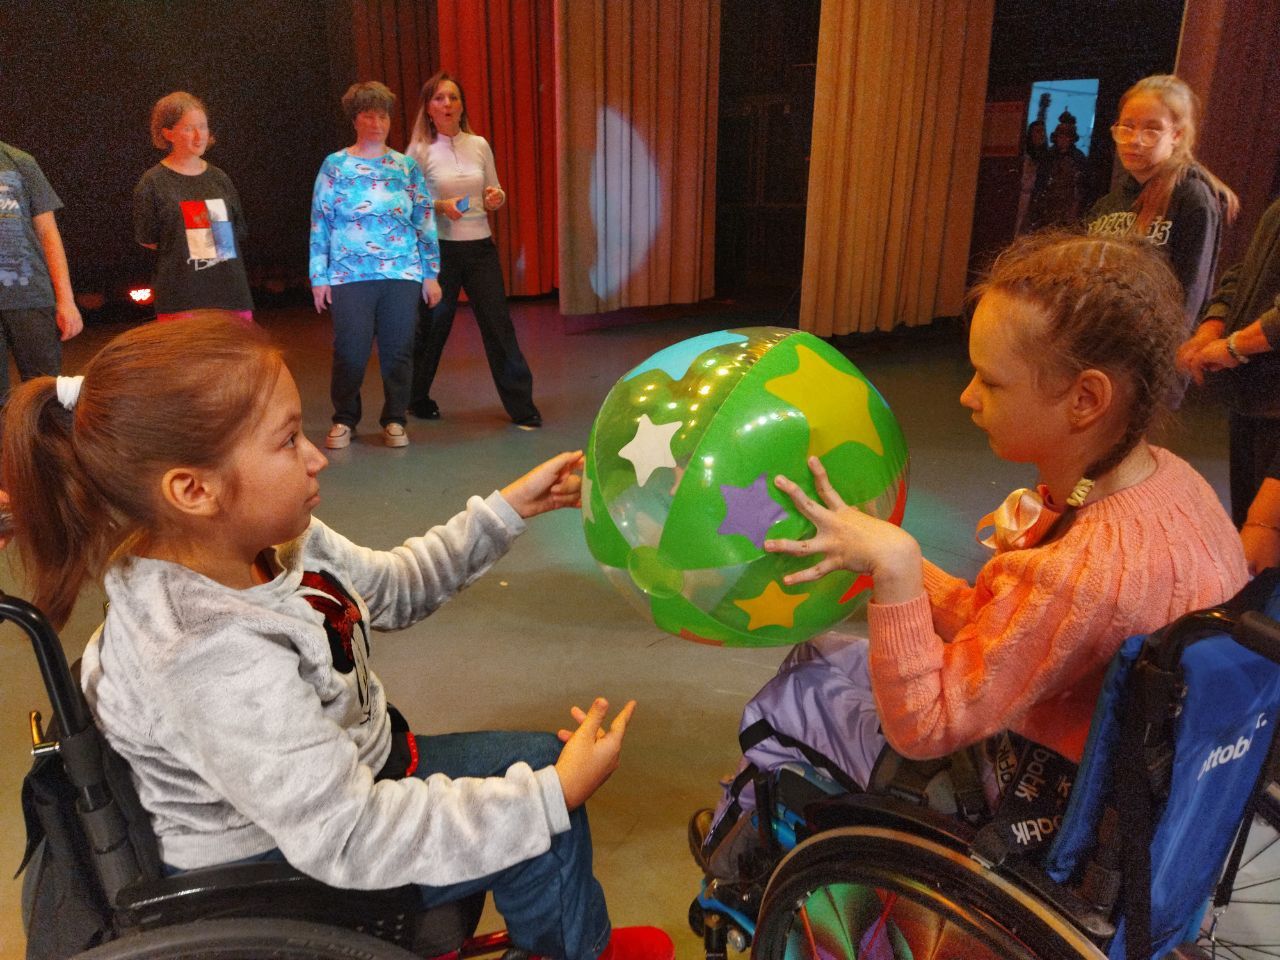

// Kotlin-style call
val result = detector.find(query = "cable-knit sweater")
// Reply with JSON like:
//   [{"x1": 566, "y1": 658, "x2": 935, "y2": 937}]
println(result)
[{"x1": 866, "y1": 447, "x2": 1248, "y2": 762}]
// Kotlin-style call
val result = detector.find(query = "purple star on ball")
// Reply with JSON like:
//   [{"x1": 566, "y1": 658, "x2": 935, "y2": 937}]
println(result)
[{"x1": 718, "y1": 473, "x2": 788, "y2": 547}]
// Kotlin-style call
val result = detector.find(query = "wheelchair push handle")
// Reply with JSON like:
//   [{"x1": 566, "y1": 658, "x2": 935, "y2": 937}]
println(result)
[
  {"x1": 0, "y1": 591, "x2": 93, "y2": 736},
  {"x1": 1235, "y1": 610, "x2": 1280, "y2": 665}
]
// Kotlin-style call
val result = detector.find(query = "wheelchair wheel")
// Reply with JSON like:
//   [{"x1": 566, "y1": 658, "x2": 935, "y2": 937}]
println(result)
[
  {"x1": 753, "y1": 826, "x2": 1106, "y2": 960},
  {"x1": 1198, "y1": 782, "x2": 1280, "y2": 960},
  {"x1": 73, "y1": 918, "x2": 423, "y2": 959}
]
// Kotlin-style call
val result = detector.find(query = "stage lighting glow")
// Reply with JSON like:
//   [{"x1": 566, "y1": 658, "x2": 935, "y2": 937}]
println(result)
[
  {"x1": 589, "y1": 107, "x2": 659, "y2": 301},
  {"x1": 129, "y1": 287, "x2": 154, "y2": 304}
]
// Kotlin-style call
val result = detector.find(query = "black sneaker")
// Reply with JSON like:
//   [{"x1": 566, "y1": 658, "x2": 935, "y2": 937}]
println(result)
[
  {"x1": 514, "y1": 413, "x2": 542, "y2": 431},
  {"x1": 409, "y1": 400, "x2": 440, "y2": 420}
]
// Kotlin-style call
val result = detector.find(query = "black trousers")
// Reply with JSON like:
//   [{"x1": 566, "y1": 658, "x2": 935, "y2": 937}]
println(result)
[
  {"x1": 0, "y1": 306, "x2": 61, "y2": 406},
  {"x1": 411, "y1": 237, "x2": 538, "y2": 422},
  {"x1": 1229, "y1": 411, "x2": 1280, "y2": 527}
]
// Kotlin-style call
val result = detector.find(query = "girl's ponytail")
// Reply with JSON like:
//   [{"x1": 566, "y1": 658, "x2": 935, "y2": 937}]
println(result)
[
  {"x1": 3, "y1": 377, "x2": 103, "y2": 628},
  {"x1": 2, "y1": 317, "x2": 282, "y2": 629}
]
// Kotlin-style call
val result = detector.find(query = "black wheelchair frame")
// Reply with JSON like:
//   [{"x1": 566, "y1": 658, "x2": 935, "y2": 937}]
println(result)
[
  {"x1": 5, "y1": 591, "x2": 519, "y2": 960},
  {"x1": 689, "y1": 595, "x2": 1280, "y2": 960}
]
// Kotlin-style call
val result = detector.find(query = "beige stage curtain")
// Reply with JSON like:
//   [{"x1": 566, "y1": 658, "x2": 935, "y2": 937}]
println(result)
[
  {"x1": 555, "y1": 0, "x2": 719, "y2": 316},
  {"x1": 800, "y1": 0, "x2": 993, "y2": 335}
]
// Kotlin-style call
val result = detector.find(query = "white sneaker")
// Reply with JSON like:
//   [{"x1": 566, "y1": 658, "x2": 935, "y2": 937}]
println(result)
[
  {"x1": 383, "y1": 422, "x2": 409, "y2": 447},
  {"x1": 325, "y1": 423, "x2": 353, "y2": 449}
]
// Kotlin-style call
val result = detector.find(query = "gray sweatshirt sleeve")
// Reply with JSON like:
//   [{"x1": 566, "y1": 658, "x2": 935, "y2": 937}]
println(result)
[
  {"x1": 153, "y1": 608, "x2": 567, "y2": 889},
  {"x1": 314, "y1": 491, "x2": 527, "y2": 631}
]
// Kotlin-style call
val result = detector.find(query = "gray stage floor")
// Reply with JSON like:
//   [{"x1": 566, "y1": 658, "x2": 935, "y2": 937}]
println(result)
[{"x1": 0, "y1": 298, "x2": 1233, "y2": 957}]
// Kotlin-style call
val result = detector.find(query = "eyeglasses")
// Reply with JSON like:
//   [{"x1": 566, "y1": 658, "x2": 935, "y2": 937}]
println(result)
[{"x1": 1110, "y1": 123, "x2": 1168, "y2": 147}]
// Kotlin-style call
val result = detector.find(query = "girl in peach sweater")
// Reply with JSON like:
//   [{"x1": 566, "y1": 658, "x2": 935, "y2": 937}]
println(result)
[{"x1": 701, "y1": 233, "x2": 1248, "y2": 866}]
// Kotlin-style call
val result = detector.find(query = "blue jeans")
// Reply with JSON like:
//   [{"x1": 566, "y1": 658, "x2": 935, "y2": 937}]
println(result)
[
  {"x1": 170, "y1": 730, "x2": 610, "y2": 960},
  {"x1": 329, "y1": 279, "x2": 419, "y2": 427},
  {"x1": 408, "y1": 730, "x2": 610, "y2": 959}
]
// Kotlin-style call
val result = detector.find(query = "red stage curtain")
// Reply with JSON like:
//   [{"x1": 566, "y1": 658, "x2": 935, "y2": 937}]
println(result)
[
  {"x1": 436, "y1": 0, "x2": 558, "y2": 297},
  {"x1": 1177, "y1": 0, "x2": 1280, "y2": 269},
  {"x1": 347, "y1": 0, "x2": 439, "y2": 150}
]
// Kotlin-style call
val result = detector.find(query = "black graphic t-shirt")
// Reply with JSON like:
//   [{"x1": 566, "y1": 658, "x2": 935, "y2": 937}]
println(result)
[
  {"x1": 133, "y1": 162, "x2": 253, "y2": 313},
  {"x1": 1085, "y1": 168, "x2": 1223, "y2": 327},
  {"x1": 0, "y1": 142, "x2": 61, "y2": 311}
]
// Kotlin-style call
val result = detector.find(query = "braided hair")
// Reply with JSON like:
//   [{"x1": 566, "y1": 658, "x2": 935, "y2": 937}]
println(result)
[{"x1": 969, "y1": 230, "x2": 1185, "y2": 483}]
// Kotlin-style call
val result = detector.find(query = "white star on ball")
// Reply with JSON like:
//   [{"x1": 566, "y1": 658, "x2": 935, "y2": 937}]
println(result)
[{"x1": 618, "y1": 414, "x2": 683, "y2": 486}]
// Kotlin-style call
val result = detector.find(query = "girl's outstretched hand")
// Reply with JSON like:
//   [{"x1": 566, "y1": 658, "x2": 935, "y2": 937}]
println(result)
[
  {"x1": 554, "y1": 697, "x2": 636, "y2": 810},
  {"x1": 500, "y1": 451, "x2": 585, "y2": 519},
  {"x1": 764, "y1": 456, "x2": 923, "y2": 604}
]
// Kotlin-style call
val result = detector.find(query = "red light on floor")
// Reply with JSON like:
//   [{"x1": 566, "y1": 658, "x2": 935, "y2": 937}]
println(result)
[{"x1": 129, "y1": 287, "x2": 154, "y2": 304}]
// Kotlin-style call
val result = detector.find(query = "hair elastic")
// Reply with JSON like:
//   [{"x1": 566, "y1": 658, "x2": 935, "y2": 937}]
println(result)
[
  {"x1": 1065, "y1": 477, "x2": 1095, "y2": 508},
  {"x1": 55, "y1": 375, "x2": 84, "y2": 411}
]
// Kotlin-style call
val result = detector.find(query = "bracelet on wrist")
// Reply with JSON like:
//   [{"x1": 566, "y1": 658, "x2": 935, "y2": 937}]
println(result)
[
  {"x1": 1226, "y1": 332, "x2": 1250, "y2": 364},
  {"x1": 1244, "y1": 519, "x2": 1280, "y2": 532}
]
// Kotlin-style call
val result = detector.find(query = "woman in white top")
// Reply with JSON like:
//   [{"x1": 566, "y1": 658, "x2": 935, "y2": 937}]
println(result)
[{"x1": 405, "y1": 72, "x2": 541, "y2": 429}]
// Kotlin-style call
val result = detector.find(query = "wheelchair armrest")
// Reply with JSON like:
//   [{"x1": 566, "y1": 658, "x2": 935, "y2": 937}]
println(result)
[
  {"x1": 115, "y1": 860, "x2": 423, "y2": 931},
  {"x1": 803, "y1": 792, "x2": 977, "y2": 849}
]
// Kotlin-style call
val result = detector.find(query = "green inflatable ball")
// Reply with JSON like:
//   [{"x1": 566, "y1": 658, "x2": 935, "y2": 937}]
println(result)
[{"x1": 583, "y1": 327, "x2": 909, "y2": 648}]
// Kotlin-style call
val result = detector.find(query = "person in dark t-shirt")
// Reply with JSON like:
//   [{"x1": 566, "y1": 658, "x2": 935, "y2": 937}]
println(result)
[
  {"x1": 0, "y1": 141, "x2": 82, "y2": 404},
  {"x1": 133, "y1": 92, "x2": 254, "y2": 323},
  {"x1": 1085, "y1": 75, "x2": 1237, "y2": 329}
]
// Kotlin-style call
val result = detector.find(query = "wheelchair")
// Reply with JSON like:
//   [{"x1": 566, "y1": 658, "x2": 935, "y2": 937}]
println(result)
[
  {"x1": 688, "y1": 576, "x2": 1280, "y2": 960},
  {"x1": 3, "y1": 590, "x2": 522, "y2": 960}
]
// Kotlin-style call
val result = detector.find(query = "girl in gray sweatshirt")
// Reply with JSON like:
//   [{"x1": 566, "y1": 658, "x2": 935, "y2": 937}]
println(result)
[{"x1": 1, "y1": 315, "x2": 672, "y2": 960}]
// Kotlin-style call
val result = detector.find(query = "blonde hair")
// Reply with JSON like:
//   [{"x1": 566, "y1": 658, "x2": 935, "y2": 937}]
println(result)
[
  {"x1": 970, "y1": 230, "x2": 1186, "y2": 480},
  {"x1": 150, "y1": 91, "x2": 214, "y2": 151},
  {"x1": 2, "y1": 317, "x2": 283, "y2": 627},
  {"x1": 1119, "y1": 75, "x2": 1238, "y2": 232},
  {"x1": 408, "y1": 72, "x2": 474, "y2": 153}
]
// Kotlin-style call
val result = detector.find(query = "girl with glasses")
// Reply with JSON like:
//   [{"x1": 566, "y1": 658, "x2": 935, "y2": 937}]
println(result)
[{"x1": 1084, "y1": 75, "x2": 1238, "y2": 327}]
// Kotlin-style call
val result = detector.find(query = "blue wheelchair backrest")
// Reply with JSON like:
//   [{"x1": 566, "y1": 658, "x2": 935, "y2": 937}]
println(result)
[{"x1": 1044, "y1": 573, "x2": 1280, "y2": 959}]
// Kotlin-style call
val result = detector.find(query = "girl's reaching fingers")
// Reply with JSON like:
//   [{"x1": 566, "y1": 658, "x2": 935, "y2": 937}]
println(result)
[
  {"x1": 764, "y1": 536, "x2": 811, "y2": 556},
  {"x1": 775, "y1": 476, "x2": 821, "y2": 518},
  {"x1": 782, "y1": 559, "x2": 833, "y2": 585},
  {"x1": 808, "y1": 457, "x2": 848, "y2": 510}
]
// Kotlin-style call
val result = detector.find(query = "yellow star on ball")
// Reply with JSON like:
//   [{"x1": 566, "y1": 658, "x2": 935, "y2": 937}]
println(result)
[
  {"x1": 734, "y1": 580, "x2": 809, "y2": 630},
  {"x1": 765, "y1": 344, "x2": 882, "y2": 459}
]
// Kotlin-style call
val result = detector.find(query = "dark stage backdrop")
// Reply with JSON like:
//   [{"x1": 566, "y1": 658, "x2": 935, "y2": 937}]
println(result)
[{"x1": 2, "y1": 0, "x2": 347, "y2": 307}]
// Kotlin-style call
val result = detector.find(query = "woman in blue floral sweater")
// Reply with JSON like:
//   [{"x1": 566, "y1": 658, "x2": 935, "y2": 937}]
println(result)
[{"x1": 310, "y1": 81, "x2": 442, "y2": 449}]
